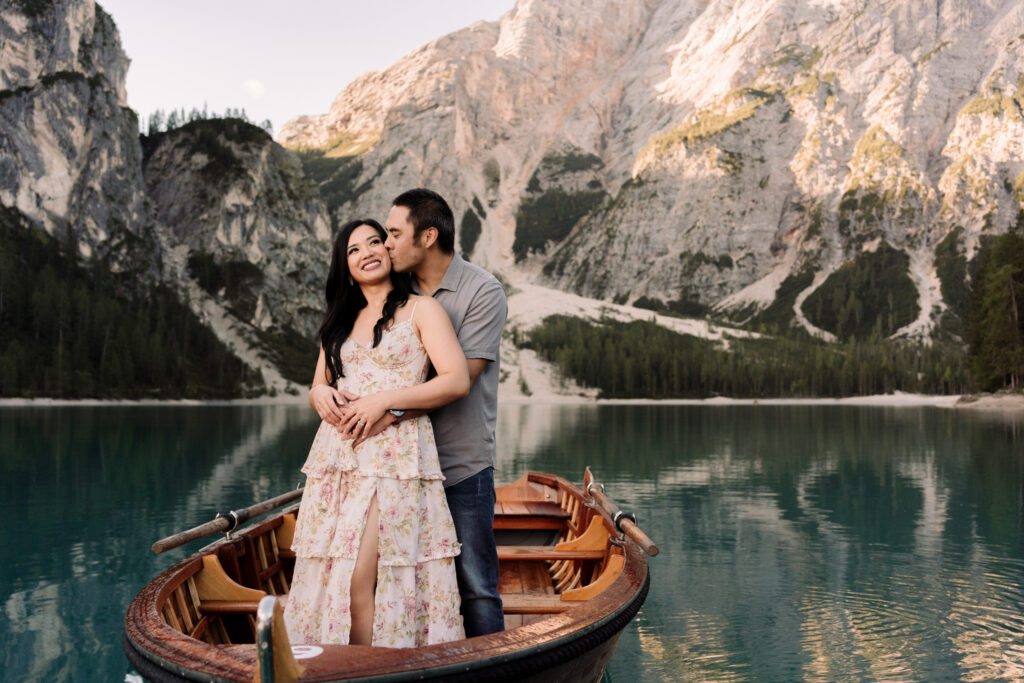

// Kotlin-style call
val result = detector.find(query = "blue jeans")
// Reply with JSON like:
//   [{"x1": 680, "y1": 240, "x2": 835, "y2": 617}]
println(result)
[{"x1": 445, "y1": 467, "x2": 504, "y2": 636}]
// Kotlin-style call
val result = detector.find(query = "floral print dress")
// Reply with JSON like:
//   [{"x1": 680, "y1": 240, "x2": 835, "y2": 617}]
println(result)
[{"x1": 284, "y1": 310, "x2": 464, "y2": 647}]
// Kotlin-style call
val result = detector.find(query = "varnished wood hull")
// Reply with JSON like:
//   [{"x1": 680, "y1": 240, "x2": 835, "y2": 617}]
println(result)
[{"x1": 124, "y1": 471, "x2": 650, "y2": 682}]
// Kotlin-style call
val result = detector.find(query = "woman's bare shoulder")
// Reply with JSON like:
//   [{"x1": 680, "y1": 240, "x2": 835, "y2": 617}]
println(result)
[
  {"x1": 393, "y1": 294, "x2": 437, "y2": 323},
  {"x1": 408, "y1": 295, "x2": 449, "y2": 328}
]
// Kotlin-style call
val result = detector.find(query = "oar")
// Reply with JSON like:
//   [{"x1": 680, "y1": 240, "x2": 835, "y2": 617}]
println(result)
[
  {"x1": 151, "y1": 488, "x2": 304, "y2": 554},
  {"x1": 584, "y1": 466, "x2": 659, "y2": 556}
]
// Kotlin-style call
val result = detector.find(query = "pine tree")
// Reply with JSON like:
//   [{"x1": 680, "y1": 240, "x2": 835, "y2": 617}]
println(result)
[{"x1": 968, "y1": 215, "x2": 1024, "y2": 389}]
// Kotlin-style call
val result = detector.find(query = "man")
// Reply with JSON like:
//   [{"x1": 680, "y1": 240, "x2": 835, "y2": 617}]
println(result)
[{"x1": 352, "y1": 188, "x2": 507, "y2": 637}]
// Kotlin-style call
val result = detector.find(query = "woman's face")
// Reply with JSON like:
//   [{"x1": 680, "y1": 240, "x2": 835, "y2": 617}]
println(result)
[{"x1": 346, "y1": 224, "x2": 391, "y2": 285}]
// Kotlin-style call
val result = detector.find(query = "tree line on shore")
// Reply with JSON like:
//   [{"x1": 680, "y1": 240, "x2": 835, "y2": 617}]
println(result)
[
  {"x1": 1, "y1": 201, "x2": 1020, "y2": 399},
  {"x1": 0, "y1": 206, "x2": 264, "y2": 399},
  {"x1": 524, "y1": 315, "x2": 969, "y2": 399},
  {"x1": 524, "y1": 219, "x2": 1024, "y2": 399}
]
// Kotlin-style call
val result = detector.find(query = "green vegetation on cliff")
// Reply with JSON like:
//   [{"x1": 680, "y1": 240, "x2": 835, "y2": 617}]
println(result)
[
  {"x1": 514, "y1": 188, "x2": 606, "y2": 261},
  {"x1": 751, "y1": 267, "x2": 817, "y2": 330},
  {"x1": 803, "y1": 243, "x2": 919, "y2": 340},
  {"x1": 460, "y1": 209, "x2": 482, "y2": 259},
  {"x1": 0, "y1": 206, "x2": 264, "y2": 398},
  {"x1": 934, "y1": 227, "x2": 968, "y2": 336},
  {"x1": 187, "y1": 252, "x2": 265, "y2": 322},
  {"x1": 298, "y1": 153, "x2": 367, "y2": 214},
  {"x1": 645, "y1": 87, "x2": 779, "y2": 157}
]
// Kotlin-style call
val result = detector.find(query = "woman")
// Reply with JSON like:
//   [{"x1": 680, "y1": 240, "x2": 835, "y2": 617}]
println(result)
[{"x1": 284, "y1": 219, "x2": 469, "y2": 647}]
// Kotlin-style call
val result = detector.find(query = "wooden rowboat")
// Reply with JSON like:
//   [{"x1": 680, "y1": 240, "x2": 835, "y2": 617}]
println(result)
[{"x1": 123, "y1": 468, "x2": 656, "y2": 682}]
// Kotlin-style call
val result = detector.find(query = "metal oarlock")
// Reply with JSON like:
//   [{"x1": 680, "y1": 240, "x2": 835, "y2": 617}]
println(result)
[
  {"x1": 582, "y1": 466, "x2": 660, "y2": 557},
  {"x1": 216, "y1": 510, "x2": 242, "y2": 540},
  {"x1": 151, "y1": 487, "x2": 305, "y2": 554},
  {"x1": 612, "y1": 509, "x2": 637, "y2": 534}
]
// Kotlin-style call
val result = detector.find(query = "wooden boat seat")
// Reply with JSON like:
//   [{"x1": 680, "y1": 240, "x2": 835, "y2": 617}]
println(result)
[
  {"x1": 493, "y1": 501, "x2": 570, "y2": 530},
  {"x1": 197, "y1": 600, "x2": 262, "y2": 615},
  {"x1": 501, "y1": 549, "x2": 626, "y2": 615},
  {"x1": 501, "y1": 593, "x2": 569, "y2": 614},
  {"x1": 498, "y1": 516, "x2": 610, "y2": 561},
  {"x1": 496, "y1": 546, "x2": 605, "y2": 561},
  {"x1": 494, "y1": 515, "x2": 565, "y2": 530},
  {"x1": 494, "y1": 500, "x2": 570, "y2": 518}
]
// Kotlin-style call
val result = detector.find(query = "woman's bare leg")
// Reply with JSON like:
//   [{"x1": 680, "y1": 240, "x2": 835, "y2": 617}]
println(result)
[{"x1": 349, "y1": 494, "x2": 379, "y2": 645}]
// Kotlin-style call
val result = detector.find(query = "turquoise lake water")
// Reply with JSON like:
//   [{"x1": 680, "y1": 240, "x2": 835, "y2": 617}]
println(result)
[{"x1": 1, "y1": 403, "x2": 1022, "y2": 681}]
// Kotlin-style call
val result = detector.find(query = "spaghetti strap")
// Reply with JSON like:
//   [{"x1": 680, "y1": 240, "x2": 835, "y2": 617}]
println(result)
[{"x1": 407, "y1": 299, "x2": 420, "y2": 322}]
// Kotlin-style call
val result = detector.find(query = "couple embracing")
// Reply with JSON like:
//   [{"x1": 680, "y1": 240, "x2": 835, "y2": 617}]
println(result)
[{"x1": 283, "y1": 188, "x2": 507, "y2": 647}]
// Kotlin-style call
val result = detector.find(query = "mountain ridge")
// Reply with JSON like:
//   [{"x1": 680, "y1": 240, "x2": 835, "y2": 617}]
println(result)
[
  {"x1": 2, "y1": 0, "x2": 1022, "y2": 398},
  {"x1": 279, "y1": 0, "x2": 1024, "y2": 345}
]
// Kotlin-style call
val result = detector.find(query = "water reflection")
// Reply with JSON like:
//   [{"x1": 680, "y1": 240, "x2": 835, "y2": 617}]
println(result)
[
  {"x1": 0, "y1": 405, "x2": 317, "y2": 682},
  {"x1": 0, "y1": 404, "x2": 1021, "y2": 681},
  {"x1": 496, "y1": 404, "x2": 1024, "y2": 682}
]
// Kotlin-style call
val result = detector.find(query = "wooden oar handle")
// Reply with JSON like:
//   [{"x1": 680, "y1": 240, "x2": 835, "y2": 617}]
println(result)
[
  {"x1": 618, "y1": 517, "x2": 659, "y2": 557},
  {"x1": 151, "y1": 488, "x2": 304, "y2": 554},
  {"x1": 587, "y1": 480, "x2": 659, "y2": 557}
]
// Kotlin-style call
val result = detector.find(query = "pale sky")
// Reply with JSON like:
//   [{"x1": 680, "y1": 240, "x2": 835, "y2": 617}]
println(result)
[{"x1": 98, "y1": 1, "x2": 516, "y2": 136}]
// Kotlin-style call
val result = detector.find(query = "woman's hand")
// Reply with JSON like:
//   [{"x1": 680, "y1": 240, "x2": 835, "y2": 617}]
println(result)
[
  {"x1": 338, "y1": 391, "x2": 393, "y2": 440},
  {"x1": 308, "y1": 384, "x2": 349, "y2": 426}
]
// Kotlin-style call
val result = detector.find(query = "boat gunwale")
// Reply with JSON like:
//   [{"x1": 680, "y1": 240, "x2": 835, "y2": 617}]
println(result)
[{"x1": 124, "y1": 472, "x2": 649, "y2": 681}]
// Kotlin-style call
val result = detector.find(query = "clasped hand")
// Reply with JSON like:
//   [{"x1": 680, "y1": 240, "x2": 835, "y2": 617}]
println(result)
[{"x1": 308, "y1": 385, "x2": 392, "y2": 446}]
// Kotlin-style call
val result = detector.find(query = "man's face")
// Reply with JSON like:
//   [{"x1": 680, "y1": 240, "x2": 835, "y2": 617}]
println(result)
[{"x1": 384, "y1": 204, "x2": 426, "y2": 273}]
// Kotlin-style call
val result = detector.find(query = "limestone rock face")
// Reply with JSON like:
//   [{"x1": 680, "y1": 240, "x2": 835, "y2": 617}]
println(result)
[
  {"x1": 0, "y1": 0, "x2": 151, "y2": 270},
  {"x1": 281, "y1": 0, "x2": 1024, "y2": 340},
  {"x1": 142, "y1": 120, "x2": 332, "y2": 339},
  {"x1": 1, "y1": 1, "x2": 331, "y2": 389}
]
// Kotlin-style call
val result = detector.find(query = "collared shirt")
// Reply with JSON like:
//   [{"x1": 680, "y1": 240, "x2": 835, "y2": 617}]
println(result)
[{"x1": 413, "y1": 252, "x2": 507, "y2": 487}]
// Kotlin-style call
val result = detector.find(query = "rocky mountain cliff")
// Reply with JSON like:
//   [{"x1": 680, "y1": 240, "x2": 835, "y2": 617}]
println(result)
[
  {"x1": 142, "y1": 119, "x2": 331, "y2": 382},
  {"x1": 0, "y1": 0, "x2": 154, "y2": 273},
  {"x1": 280, "y1": 0, "x2": 1024, "y2": 343},
  {"x1": 1, "y1": 0, "x2": 329, "y2": 394},
  {"x1": 4, "y1": 0, "x2": 1020, "y2": 398}
]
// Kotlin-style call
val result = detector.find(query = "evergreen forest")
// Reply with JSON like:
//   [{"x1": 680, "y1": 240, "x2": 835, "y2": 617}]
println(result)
[
  {"x1": 0, "y1": 206, "x2": 264, "y2": 398},
  {"x1": 524, "y1": 315, "x2": 969, "y2": 399},
  {"x1": 968, "y1": 221, "x2": 1024, "y2": 390}
]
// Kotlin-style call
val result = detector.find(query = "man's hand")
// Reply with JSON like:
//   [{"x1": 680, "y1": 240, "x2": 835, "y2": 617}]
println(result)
[
  {"x1": 351, "y1": 411, "x2": 397, "y2": 448},
  {"x1": 337, "y1": 391, "x2": 393, "y2": 441}
]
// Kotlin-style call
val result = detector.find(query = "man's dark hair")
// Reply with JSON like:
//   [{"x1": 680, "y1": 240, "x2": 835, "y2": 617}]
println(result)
[{"x1": 392, "y1": 188, "x2": 455, "y2": 254}]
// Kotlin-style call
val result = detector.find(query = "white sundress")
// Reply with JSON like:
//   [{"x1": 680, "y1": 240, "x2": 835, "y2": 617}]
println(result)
[{"x1": 284, "y1": 306, "x2": 464, "y2": 647}]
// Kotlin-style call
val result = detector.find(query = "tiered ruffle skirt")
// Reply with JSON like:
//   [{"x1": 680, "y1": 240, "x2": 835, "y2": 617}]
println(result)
[{"x1": 284, "y1": 418, "x2": 464, "y2": 647}]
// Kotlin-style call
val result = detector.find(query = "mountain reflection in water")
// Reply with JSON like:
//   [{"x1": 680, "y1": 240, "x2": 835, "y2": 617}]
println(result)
[
  {"x1": 0, "y1": 403, "x2": 1020, "y2": 682},
  {"x1": 497, "y1": 404, "x2": 1024, "y2": 682}
]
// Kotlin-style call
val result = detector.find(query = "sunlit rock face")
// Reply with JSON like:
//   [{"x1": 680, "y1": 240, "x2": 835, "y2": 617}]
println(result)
[
  {"x1": 281, "y1": 0, "x2": 1024, "y2": 339},
  {"x1": 142, "y1": 121, "x2": 331, "y2": 337},
  {"x1": 0, "y1": 0, "x2": 153, "y2": 271}
]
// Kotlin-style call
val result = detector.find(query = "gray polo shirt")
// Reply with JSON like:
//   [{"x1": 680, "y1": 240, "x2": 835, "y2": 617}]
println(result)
[{"x1": 414, "y1": 252, "x2": 507, "y2": 487}]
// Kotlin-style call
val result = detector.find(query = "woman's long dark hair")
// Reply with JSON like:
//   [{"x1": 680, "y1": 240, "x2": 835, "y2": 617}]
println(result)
[{"x1": 319, "y1": 219, "x2": 411, "y2": 384}]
